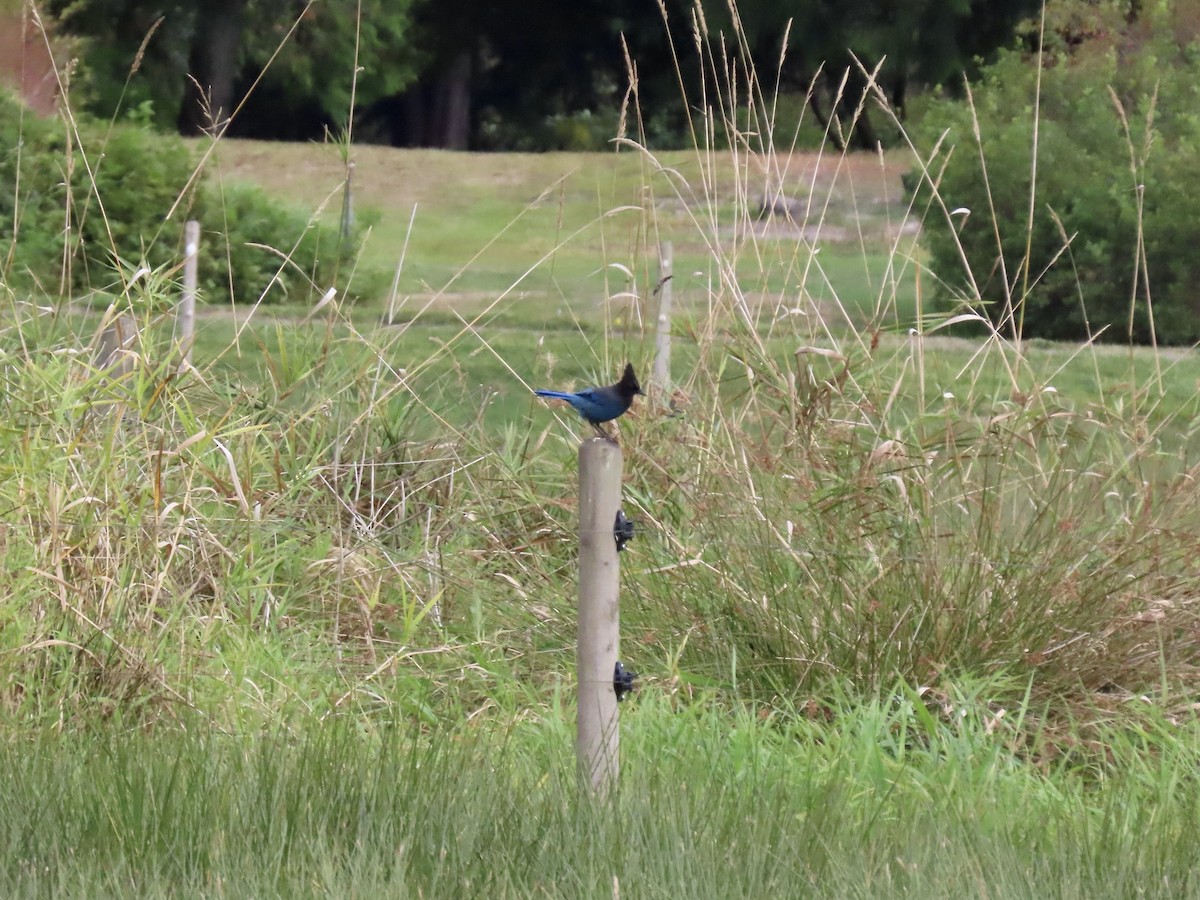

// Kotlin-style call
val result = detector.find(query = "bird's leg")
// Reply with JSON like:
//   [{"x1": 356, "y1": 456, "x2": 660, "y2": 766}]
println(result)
[{"x1": 590, "y1": 421, "x2": 618, "y2": 444}]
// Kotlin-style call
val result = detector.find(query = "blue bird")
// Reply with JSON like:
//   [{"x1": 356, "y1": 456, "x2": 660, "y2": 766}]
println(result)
[{"x1": 534, "y1": 363, "x2": 645, "y2": 439}]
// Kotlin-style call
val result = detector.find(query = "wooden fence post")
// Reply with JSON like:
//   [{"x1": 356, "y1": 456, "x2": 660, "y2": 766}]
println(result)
[
  {"x1": 577, "y1": 436, "x2": 623, "y2": 797},
  {"x1": 95, "y1": 311, "x2": 136, "y2": 385},
  {"x1": 340, "y1": 161, "x2": 356, "y2": 249},
  {"x1": 653, "y1": 241, "x2": 673, "y2": 399},
  {"x1": 178, "y1": 219, "x2": 199, "y2": 369}
]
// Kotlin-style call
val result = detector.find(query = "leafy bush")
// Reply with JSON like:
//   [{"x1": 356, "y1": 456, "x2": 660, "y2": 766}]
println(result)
[
  {"x1": 75, "y1": 116, "x2": 199, "y2": 290},
  {"x1": 195, "y1": 181, "x2": 346, "y2": 306},
  {"x1": 911, "y1": 11, "x2": 1200, "y2": 344},
  {"x1": 0, "y1": 91, "x2": 73, "y2": 294},
  {"x1": 0, "y1": 91, "x2": 356, "y2": 305}
]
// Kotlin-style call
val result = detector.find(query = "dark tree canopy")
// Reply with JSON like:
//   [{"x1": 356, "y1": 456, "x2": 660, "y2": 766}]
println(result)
[
  {"x1": 359, "y1": 0, "x2": 689, "y2": 149},
  {"x1": 701, "y1": 0, "x2": 1044, "y2": 150},
  {"x1": 47, "y1": 0, "x2": 1041, "y2": 149},
  {"x1": 48, "y1": 0, "x2": 418, "y2": 136}
]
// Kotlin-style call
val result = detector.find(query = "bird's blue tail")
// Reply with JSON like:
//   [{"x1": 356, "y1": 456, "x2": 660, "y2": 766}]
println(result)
[{"x1": 533, "y1": 390, "x2": 578, "y2": 400}]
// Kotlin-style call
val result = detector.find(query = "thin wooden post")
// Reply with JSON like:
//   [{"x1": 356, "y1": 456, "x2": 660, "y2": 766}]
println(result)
[
  {"x1": 340, "y1": 161, "x2": 356, "y2": 248},
  {"x1": 577, "y1": 436, "x2": 622, "y2": 797},
  {"x1": 96, "y1": 311, "x2": 136, "y2": 385},
  {"x1": 178, "y1": 219, "x2": 199, "y2": 368},
  {"x1": 653, "y1": 241, "x2": 673, "y2": 398}
]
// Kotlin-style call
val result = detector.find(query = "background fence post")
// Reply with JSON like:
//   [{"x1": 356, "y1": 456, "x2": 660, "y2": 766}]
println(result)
[
  {"x1": 178, "y1": 219, "x2": 199, "y2": 369},
  {"x1": 653, "y1": 240, "x2": 673, "y2": 399},
  {"x1": 340, "y1": 161, "x2": 356, "y2": 249},
  {"x1": 95, "y1": 311, "x2": 136, "y2": 386},
  {"x1": 577, "y1": 436, "x2": 623, "y2": 797}
]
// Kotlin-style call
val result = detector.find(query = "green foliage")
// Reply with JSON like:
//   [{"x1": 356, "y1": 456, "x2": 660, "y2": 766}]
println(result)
[
  {"x1": 75, "y1": 119, "x2": 198, "y2": 287},
  {"x1": 0, "y1": 91, "x2": 355, "y2": 304},
  {"x1": 0, "y1": 92, "x2": 69, "y2": 293},
  {"x1": 39, "y1": 0, "x2": 199, "y2": 131},
  {"x1": 196, "y1": 181, "x2": 346, "y2": 305},
  {"x1": 476, "y1": 108, "x2": 619, "y2": 152},
  {"x1": 913, "y1": 7, "x2": 1200, "y2": 344},
  {"x1": 245, "y1": 0, "x2": 420, "y2": 119},
  {"x1": 47, "y1": 0, "x2": 419, "y2": 134},
  {"x1": 701, "y1": 0, "x2": 1041, "y2": 150}
]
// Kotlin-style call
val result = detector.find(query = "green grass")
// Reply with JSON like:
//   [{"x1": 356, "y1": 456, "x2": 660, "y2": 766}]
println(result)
[
  {"x1": 14, "y1": 301, "x2": 1200, "y2": 455},
  {"x1": 206, "y1": 141, "x2": 922, "y2": 328},
  {"x1": 4, "y1": 696, "x2": 1200, "y2": 898}
]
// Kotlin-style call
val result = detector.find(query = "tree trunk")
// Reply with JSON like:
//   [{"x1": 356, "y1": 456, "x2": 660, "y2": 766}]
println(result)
[
  {"x1": 807, "y1": 84, "x2": 845, "y2": 153},
  {"x1": 890, "y1": 72, "x2": 908, "y2": 121},
  {"x1": 178, "y1": 0, "x2": 247, "y2": 136},
  {"x1": 388, "y1": 51, "x2": 473, "y2": 148},
  {"x1": 432, "y1": 51, "x2": 472, "y2": 149},
  {"x1": 835, "y1": 66, "x2": 880, "y2": 151},
  {"x1": 402, "y1": 90, "x2": 426, "y2": 145},
  {"x1": 850, "y1": 112, "x2": 879, "y2": 151}
]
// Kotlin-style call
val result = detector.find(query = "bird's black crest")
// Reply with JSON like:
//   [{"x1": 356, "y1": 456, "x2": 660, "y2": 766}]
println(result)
[{"x1": 618, "y1": 363, "x2": 645, "y2": 397}]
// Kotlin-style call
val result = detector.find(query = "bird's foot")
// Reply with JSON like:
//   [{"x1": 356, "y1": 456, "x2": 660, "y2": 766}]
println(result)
[{"x1": 591, "y1": 423, "x2": 619, "y2": 444}]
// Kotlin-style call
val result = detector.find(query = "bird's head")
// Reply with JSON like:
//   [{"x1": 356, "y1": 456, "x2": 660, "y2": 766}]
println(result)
[{"x1": 618, "y1": 362, "x2": 645, "y2": 398}]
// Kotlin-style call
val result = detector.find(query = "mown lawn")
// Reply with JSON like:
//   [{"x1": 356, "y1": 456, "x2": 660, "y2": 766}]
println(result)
[{"x1": 205, "y1": 140, "x2": 922, "y2": 328}]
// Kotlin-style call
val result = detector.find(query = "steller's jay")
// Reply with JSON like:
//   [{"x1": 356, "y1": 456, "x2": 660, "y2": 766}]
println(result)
[{"x1": 534, "y1": 362, "x2": 645, "y2": 439}]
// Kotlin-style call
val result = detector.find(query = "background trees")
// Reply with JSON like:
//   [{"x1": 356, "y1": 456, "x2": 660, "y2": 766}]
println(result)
[
  {"x1": 702, "y1": 0, "x2": 1041, "y2": 149},
  {"x1": 915, "y1": 0, "x2": 1200, "y2": 344},
  {"x1": 46, "y1": 0, "x2": 419, "y2": 137},
  {"x1": 35, "y1": 0, "x2": 1200, "y2": 344},
  {"x1": 44, "y1": 0, "x2": 1039, "y2": 150},
  {"x1": 355, "y1": 0, "x2": 674, "y2": 149}
]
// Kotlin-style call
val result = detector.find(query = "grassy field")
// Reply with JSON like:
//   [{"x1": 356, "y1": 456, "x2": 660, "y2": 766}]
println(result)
[
  {"x1": 207, "y1": 139, "x2": 922, "y2": 326},
  {"x1": 5, "y1": 76, "x2": 1200, "y2": 895},
  {"x1": 196, "y1": 140, "x2": 1200, "y2": 439}
]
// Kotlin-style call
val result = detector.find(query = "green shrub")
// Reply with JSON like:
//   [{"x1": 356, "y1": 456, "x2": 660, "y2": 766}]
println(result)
[
  {"x1": 75, "y1": 118, "x2": 199, "y2": 290},
  {"x1": 911, "y1": 14, "x2": 1200, "y2": 345},
  {"x1": 0, "y1": 91, "x2": 356, "y2": 305},
  {"x1": 195, "y1": 181, "x2": 346, "y2": 306},
  {"x1": 0, "y1": 91, "x2": 72, "y2": 294}
]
